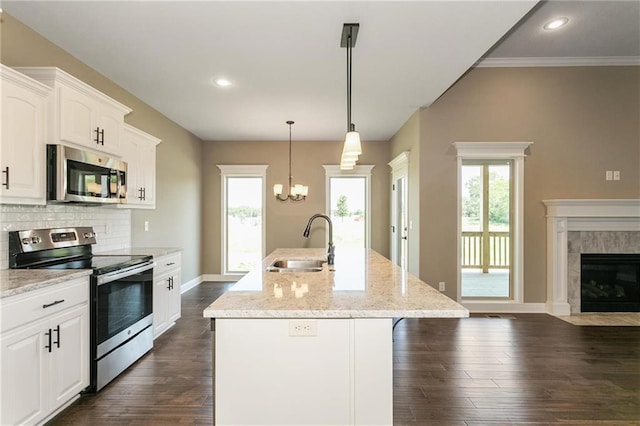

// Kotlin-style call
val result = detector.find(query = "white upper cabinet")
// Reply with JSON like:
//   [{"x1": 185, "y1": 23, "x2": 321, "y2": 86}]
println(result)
[
  {"x1": 14, "y1": 67, "x2": 131, "y2": 157},
  {"x1": 120, "y1": 124, "x2": 161, "y2": 209},
  {"x1": 0, "y1": 65, "x2": 51, "y2": 205}
]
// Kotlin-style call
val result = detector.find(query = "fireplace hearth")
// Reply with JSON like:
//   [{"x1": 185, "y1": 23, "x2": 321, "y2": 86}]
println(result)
[{"x1": 581, "y1": 254, "x2": 640, "y2": 312}]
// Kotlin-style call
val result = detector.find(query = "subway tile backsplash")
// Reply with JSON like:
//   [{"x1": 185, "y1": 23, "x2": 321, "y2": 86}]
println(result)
[{"x1": 0, "y1": 204, "x2": 131, "y2": 270}]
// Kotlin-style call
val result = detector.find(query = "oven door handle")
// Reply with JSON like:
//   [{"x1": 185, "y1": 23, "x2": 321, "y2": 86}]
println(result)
[{"x1": 96, "y1": 260, "x2": 155, "y2": 286}]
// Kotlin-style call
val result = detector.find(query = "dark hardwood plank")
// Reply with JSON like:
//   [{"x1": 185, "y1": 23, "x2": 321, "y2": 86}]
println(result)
[{"x1": 48, "y1": 288, "x2": 640, "y2": 425}]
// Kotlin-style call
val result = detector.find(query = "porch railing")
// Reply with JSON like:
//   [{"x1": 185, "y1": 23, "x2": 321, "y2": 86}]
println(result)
[{"x1": 461, "y1": 231, "x2": 510, "y2": 272}]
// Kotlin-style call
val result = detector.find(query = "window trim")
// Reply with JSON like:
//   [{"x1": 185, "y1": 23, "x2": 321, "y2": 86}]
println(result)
[
  {"x1": 217, "y1": 164, "x2": 268, "y2": 275},
  {"x1": 323, "y1": 165, "x2": 374, "y2": 250},
  {"x1": 453, "y1": 142, "x2": 532, "y2": 304}
]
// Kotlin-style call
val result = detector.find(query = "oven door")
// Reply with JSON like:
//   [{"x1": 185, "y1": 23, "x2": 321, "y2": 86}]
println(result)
[{"x1": 93, "y1": 261, "x2": 154, "y2": 359}]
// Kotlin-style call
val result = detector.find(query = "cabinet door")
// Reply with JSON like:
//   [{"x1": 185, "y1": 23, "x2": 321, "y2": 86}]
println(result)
[
  {"x1": 120, "y1": 131, "x2": 141, "y2": 204},
  {"x1": 167, "y1": 272, "x2": 181, "y2": 323},
  {"x1": 137, "y1": 141, "x2": 156, "y2": 207},
  {"x1": 49, "y1": 304, "x2": 89, "y2": 407},
  {"x1": 153, "y1": 274, "x2": 170, "y2": 337},
  {"x1": 0, "y1": 320, "x2": 48, "y2": 426},
  {"x1": 95, "y1": 103, "x2": 123, "y2": 156},
  {"x1": 59, "y1": 86, "x2": 95, "y2": 148},
  {"x1": 0, "y1": 79, "x2": 46, "y2": 204}
]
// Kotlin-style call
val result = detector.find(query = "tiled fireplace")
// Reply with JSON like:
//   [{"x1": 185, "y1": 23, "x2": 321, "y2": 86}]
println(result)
[{"x1": 543, "y1": 199, "x2": 640, "y2": 316}]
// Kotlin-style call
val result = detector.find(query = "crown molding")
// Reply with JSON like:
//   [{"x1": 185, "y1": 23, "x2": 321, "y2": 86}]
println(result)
[{"x1": 474, "y1": 56, "x2": 640, "y2": 68}]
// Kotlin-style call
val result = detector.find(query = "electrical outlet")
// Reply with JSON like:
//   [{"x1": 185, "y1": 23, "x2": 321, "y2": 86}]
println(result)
[
  {"x1": 144, "y1": 221, "x2": 149, "y2": 231},
  {"x1": 439, "y1": 282, "x2": 445, "y2": 291},
  {"x1": 605, "y1": 171, "x2": 613, "y2": 181},
  {"x1": 613, "y1": 171, "x2": 620, "y2": 181},
  {"x1": 289, "y1": 320, "x2": 317, "y2": 337}
]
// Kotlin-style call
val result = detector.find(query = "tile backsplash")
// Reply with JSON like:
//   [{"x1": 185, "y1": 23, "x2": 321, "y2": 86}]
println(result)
[{"x1": 1, "y1": 204, "x2": 131, "y2": 269}]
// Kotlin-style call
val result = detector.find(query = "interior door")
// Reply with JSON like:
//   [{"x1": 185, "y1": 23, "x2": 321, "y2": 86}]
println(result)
[{"x1": 389, "y1": 152, "x2": 409, "y2": 270}]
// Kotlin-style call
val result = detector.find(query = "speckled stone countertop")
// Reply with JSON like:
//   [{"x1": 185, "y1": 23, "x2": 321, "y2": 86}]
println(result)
[
  {"x1": 204, "y1": 248, "x2": 469, "y2": 319},
  {"x1": 0, "y1": 269, "x2": 92, "y2": 299},
  {"x1": 96, "y1": 247, "x2": 181, "y2": 258}
]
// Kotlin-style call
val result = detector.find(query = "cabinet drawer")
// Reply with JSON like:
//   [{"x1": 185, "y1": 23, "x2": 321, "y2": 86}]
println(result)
[
  {"x1": 153, "y1": 252, "x2": 181, "y2": 277},
  {"x1": 1, "y1": 277, "x2": 89, "y2": 333}
]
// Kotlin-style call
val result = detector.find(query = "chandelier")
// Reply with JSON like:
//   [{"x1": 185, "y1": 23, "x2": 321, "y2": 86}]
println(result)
[{"x1": 273, "y1": 120, "x2": 308, "y2": 201}]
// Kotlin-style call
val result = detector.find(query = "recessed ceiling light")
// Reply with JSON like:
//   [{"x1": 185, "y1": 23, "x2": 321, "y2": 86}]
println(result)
[
  {"x1": 213, "y1": 78, "x2": 232, "y2": 87},
  {"x1": 543, "y1": 17, "x2": 569, "y2": 30}
]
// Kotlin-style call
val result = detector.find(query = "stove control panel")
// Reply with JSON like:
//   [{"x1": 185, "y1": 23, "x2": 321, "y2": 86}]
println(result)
[{"x1": 9, "y1": 226, "x2": 97, "y2": 253}]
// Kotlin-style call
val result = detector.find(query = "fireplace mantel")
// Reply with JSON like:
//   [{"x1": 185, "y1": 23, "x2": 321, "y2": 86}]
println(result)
[{"x1": 543, "y1": 199, "x2": 640, "y2": 315}]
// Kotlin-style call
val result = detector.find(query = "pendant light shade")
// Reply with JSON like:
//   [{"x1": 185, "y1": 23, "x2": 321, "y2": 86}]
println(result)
[{"x1": 340, "y1": 23, "x2": 361, "y2": 170}]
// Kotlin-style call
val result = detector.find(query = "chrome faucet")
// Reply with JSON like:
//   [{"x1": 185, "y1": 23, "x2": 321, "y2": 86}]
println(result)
[{"x1": 303, "y1": 214, "x2": 334, "y2": 265}]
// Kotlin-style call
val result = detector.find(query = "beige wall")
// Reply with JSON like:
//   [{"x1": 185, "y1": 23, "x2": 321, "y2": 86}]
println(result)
[
  {"x1": 419, "y1": 66, "x2": 640, "y2": 302},
  {"x1": 1, "y1": 13, "x2": 204, "y2": 283},
  {"x1": 388, "y1": 110, "x2": 421, "y2": 276},
  {"x1": 202, "y1": 140, "x2": 390, "y2": 274}
]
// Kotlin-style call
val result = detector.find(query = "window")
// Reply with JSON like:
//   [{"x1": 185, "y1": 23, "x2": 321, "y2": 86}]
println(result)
[
  {"x1": 323, "y1": 165, "x2": 374, "y2": 250},
  {"x1": 217, "y1": 165, "x2": 268, "y2": 275}
]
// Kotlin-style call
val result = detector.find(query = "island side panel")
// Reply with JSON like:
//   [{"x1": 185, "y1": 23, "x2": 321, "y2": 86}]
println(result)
[
  {"x1": 215, "y1": 318, "x2": 352, "y2": 425},
  {"x1": 353, "y1": 318, "x2": 393, "y2": 425}
]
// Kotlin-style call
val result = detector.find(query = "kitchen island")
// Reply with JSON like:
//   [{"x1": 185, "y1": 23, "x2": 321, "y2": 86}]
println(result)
[{"x1": 203, "y1": 248, "x2": 468, "y2": 425}]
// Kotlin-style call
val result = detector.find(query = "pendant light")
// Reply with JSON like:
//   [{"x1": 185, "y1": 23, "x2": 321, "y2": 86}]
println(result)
[
  {"x1": 274, "y1": 120, "x2": 308, "y2": 201},
  {"x1": 340, "y1": 23, "x2": 361, "y2": 170}
]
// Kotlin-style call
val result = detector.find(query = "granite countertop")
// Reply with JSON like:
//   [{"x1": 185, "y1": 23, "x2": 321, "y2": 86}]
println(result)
[
  {"x1": 96, "y1": 247, "x2": 181, "y2": 258},
  {"x1": 204, "y1": 248, "x2": 469, "y2": 319},
  {"x1": 0, "y1": 269, "x2": 92, "y2": 299}
]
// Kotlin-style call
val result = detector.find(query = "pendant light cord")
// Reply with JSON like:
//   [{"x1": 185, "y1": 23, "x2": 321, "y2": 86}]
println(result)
[
  {"x1": 288, "y1": 121, "x2": 293, "y2": 190},
  {"x1": 346, "y1": 31, "x2": 352, "y2": 131}
]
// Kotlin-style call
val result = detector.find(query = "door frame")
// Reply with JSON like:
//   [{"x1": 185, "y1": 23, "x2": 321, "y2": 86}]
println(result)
[
  {"x1": 389, "y1": 151, "x2": 410, "y2": 270},
  {"x1": 453, "y1": 142, "x2": 532, "y2": 305}
]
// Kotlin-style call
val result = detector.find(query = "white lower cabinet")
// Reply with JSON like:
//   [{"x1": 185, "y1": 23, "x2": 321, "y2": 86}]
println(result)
[
  {"x1": 0, "y1": 277, "x2": 90, "y2": 425},
  {"x1": 153, "y1": 252, "x2": 182, "y2": 338},
  {"x1": 215, "y1": 318, "x2": 393, "y2": 425}
]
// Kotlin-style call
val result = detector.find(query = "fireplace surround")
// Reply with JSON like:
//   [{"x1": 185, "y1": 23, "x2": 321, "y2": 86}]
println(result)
[{"x1": 543, "y1": 199, "x2": 640, "y2": 316}]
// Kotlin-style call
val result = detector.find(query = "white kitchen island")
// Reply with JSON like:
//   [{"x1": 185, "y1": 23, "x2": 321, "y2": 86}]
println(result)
[{"x1": 203, "y1": 248, "x2": 468, "y2": 425}]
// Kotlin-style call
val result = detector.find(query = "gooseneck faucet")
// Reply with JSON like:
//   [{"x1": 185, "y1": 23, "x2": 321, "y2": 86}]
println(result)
[{"x1": 303, "y1": 214, "x2": 334, "y2": 265}]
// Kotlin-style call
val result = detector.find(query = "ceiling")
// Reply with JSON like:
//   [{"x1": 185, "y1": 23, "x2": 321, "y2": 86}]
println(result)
[{"x1": 3, "y1": 1, "x2": 639, "y2": 142}]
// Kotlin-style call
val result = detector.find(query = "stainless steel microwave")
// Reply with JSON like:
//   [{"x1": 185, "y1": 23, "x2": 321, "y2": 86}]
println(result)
[{"x1": 47, "y1": 144, "x2": 127, "y2": 204}]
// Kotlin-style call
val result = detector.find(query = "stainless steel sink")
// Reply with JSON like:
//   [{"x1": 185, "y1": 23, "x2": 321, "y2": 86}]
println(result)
[{"x1": 266, "y1": 259, "x2": 325, "y2": 273}]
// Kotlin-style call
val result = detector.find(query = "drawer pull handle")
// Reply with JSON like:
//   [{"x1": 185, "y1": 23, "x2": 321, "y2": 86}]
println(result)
[
  {"x1": 53, "y1": 325, "x2": 61, "y2": 348},
  {"x1": 45, "y1": 328, "x2": 52, "y2": 352},
  {"x1": 166, "y1": 262, "x2": 175, "y2": 266},
  {"x1": 2, "y1": 166, "x2": 9, "y2": 190},
  {"x1": 43, "y1": 299, "x2": 65, "y2": 309}
]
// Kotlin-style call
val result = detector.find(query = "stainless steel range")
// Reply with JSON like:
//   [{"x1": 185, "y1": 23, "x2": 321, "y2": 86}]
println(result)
[{"x1": 9, "y1": 227, "x2": 154, "y2": 392}]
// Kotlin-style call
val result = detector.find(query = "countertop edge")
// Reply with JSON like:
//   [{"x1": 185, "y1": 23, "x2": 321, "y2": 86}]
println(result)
[{"x1": 1, "y1": 269, "x2": 93, "y2": 299}]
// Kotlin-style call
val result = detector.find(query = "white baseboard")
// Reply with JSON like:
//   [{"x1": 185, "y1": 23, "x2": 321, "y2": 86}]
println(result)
[
  {"x1": 180, "y1": 275, "x2": 203, "y2": 294},
  {"x1": 462, "y1": 301, "x2": 547, "y2": 314},
  {"x1": 202, "y1": 274, "x2": 242, "y2": 282}
]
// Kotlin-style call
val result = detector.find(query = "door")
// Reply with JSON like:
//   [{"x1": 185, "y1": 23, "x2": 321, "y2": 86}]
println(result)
[
  {"x1": 50, "y1": 304, "x2": 89, "y2": 407},
  {"x1": 0, "y1": 77, "x2": 47, "y2": 204},
  {"x1": 460, "y1": 161, "x2": 513, "y2": 299},
  {"x1": 59, "y1": 86, "x2": 95, "y2": 147},
  {"x1": 389, "y1": 152, "x2": 409, "y2": 270},
  {"x1": 0, "y1": 320, "x2": 48, "y2": 425}
]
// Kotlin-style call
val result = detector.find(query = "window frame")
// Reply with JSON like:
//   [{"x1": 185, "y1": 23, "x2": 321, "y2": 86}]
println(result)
[
  {"x1": 217, "y1": 164, "x2": 268, "y2": 275},
  {"x1": 323, "y1": 165, "x2": 374, "y2": 250}
]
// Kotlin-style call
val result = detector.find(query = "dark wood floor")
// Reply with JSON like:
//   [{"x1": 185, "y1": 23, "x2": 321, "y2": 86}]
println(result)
[{"x1": 49, "y1": 283, "x2": 640, "y2": 425}]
